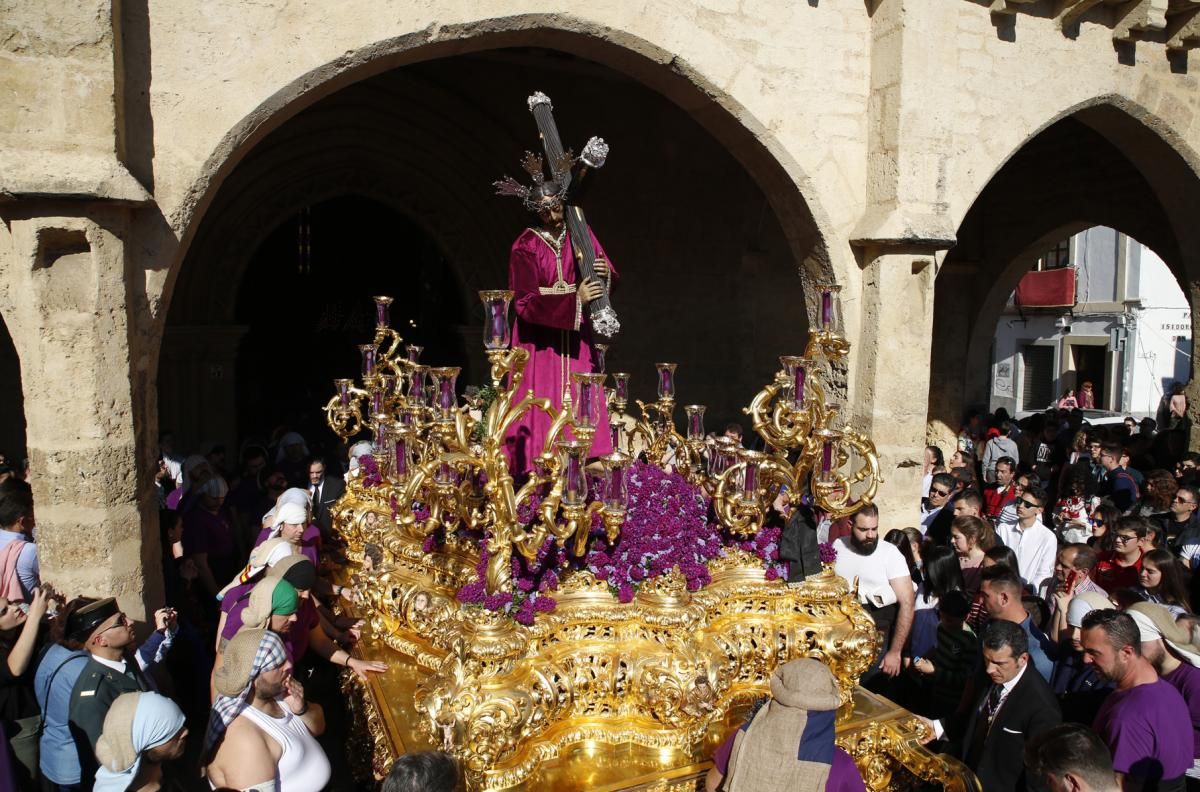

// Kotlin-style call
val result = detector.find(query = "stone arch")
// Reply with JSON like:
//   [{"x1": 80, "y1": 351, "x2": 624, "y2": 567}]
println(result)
[
  {"x1": 158, "y1": 23, "x2": 844, "y2": 454},
  {"x1": 929, "y1": 99, "x2": 1200, "y2": 443},
  {"x1": 160, "y1": 16, "x2": 843, "y2": 324}
]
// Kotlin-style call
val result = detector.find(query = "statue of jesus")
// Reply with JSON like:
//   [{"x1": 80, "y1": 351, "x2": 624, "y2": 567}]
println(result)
[{"x1": 501, "y1": 181, "x2": 618, "y2": 474}]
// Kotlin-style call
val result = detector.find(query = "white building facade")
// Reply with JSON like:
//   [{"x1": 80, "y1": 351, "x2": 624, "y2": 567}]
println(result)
[{"x1": 990, "y1": 227, "x2": 1191, "y2": 418}]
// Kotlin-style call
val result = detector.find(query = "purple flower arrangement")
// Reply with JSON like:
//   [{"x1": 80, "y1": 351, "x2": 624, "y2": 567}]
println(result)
[
  {"x1": 586, "y1": 462, "x2": 722, "y2": 602},
  {"x1": 415, "y1": 460, "x2": 832, "y2": 624},
  {"x1": 358, "y1": 454, "x2": 382, "y2": 487}
]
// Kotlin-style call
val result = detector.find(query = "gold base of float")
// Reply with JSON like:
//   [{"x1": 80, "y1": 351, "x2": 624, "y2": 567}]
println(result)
[
  {"x1": 323, "y1": 291, "x2": 978, "y2": 790},
  {"x1": 334, "y1": 516, "x2": 979, "y2": 791}
]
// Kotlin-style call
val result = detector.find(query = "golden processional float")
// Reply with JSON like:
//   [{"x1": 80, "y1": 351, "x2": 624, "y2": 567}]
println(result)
[{"x1": 324, "y1": 288, "x2": 978, "y2": 791}]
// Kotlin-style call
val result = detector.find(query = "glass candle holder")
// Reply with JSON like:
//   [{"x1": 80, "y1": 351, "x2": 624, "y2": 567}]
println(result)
[
  {"x1": 611, "y1": 373, "x2": 630, "y2": 410},
  {"x1": 601, "y1": 452, "x2": 632, "y2": 512},
  {"x1": 655, "y1": 363, "x2": 678, "y2": 401},
  {"x1": 815, "y1": 429, "x2": 841, "y2": 482},
  {"x1": 709, "y1": 436, "x2": 737, "y2": 478},
  {"x1": 409, "y1": 366, "x2": 429, "y2": 406},
  {"x1": 684, "y1": 405, "x2": 706, "y2": 441},
  {"x1": 406, "y1": 345, "x2": 423, "y2": 364},
  {"x1": 359, "y1": 344, "x2": 376, "y2": 378},
  {"x1": 817, "y1": 285, "x2": 842, "y2": 335},
  {"x1": 392, "y1": 429, "x2": 411, "y2": 482},
  {"x1": 435, "y1": 460, "x2": 454, "y2": 485},
  {"x1": 373, "y1": 295, "x2": 393, "y2": 329},
  {"x1": 572, "y1": 373, "x2": 607, "y2": 431},
  {"x1": 429, "y1": 367, "x2": 461, "y2": 423},
  {"x1": 740, "y1": 450, "x2": 765, "y2": 505},
  {"x1": 593, "y1": 343, "x2": 608, "y2": 374},
  {"x1": 369, "y1": 380, "x2": 384, "y2": 416},
  {"x1": 559, "y1": 440, "x2": 589, "y2": 507},
  {"x1": 335, "y1": 378, "x2": 352, "y2": 407},
  {"x1": 479, "y1": 290, "x2": 514, "y2": 351},
  {"x1": 373, "y1": 415, "x2": 389, "y2": 453}
]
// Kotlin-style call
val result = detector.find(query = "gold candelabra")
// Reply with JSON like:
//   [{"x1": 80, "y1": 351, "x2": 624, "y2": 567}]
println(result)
[
  {"x1": 325, "y1": 285, "x2": 881, "y2": 598},
  {"x1": 323, "y1": 287, "x2": 980, "y2": 792}
]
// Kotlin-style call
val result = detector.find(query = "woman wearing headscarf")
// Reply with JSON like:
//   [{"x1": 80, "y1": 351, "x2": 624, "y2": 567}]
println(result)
[
  {"x1": 230, "y1": 574, "x2": 385, "y2": 682},
  {"x1": 181, "y1": 476, "x2": 238, "y2": 604},
  {"x1": 164, "y1": 455, "x2": 213, "y2": 513},
  {"x1": 93, "y1": 691, "x2": 187, "y2": 792},
  {"x1": 255, "y1": 491, "x2": 357, "y2": 624}
]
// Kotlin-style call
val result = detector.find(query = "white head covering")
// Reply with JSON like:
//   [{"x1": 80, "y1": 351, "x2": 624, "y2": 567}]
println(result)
[
  {"x1": 181, "y1": 455, "x2": 208, "y2": 492},
  {"x1": 269, "y1": 502, "x2": 309, "y2": 538},
  {"x1": 1128, "y1": 602, "x2": 1200, "y2": 667},
  {"x1": 94, "y1": 692, "x2": 186, "y2": 792},
  {"x1": 347, "y1": 440, "x2": 375, "y2": 474},
  {"x1": 275, "y1": 431, "x2": 309, "y2": 463},
  {"x1": 262, "y1": 487, "x2": 311, "y2": 526},
  {"x1": 1066, "y1": 592, "x2": 1113, "y2": 628},
  {"x1": 200, "y1": 476, "x2": 228, "y2": 498}
]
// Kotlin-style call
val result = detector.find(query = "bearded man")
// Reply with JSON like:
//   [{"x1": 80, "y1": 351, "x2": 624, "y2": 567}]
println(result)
[{"x1": 832, "y1": 504, "x2": 914, "y2": 680}]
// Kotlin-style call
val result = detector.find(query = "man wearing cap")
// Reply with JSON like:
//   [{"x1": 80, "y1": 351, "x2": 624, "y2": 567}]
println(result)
[
  {"x1": 65, "y1": 598, "x2": 178, "y2": 782},
  {"x1": 1128, "y1": 602, "x2": 1200, "y2": 784},
  {"x1": 206, "y1": 628, "x2": 330, "y2": 792}
]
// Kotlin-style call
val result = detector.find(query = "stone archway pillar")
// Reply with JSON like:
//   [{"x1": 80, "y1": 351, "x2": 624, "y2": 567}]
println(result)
[
  {"x1": 851, "y1": 247, "x2": 943, "y2": 530},
  {"x1": 0, "y1": 207, "x2": 161, "y2": 620}
]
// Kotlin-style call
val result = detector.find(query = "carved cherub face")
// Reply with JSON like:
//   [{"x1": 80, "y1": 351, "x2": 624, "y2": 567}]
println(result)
[{"x1": 413, "y1": 592, "x2": 431, "y2": 612}]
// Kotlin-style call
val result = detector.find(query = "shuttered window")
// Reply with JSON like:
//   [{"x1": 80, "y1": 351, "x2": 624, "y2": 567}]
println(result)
[{"x1": 1021, "y1": 345, "x2": 1054, "y2": 410}]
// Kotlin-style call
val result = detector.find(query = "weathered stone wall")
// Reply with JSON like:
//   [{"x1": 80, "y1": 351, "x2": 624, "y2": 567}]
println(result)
[{"x1": 1, "y1": 0, "x2": 1198, "y2": 599}]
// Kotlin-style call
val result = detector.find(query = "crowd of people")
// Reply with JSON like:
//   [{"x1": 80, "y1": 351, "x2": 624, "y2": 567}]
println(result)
[
  {"x1": 5, "y1": 401, "x2": 1199, "y2": 791},
  {"x1": 825, "y1": 404, "x2": 1200, "y2": 791},
  {"x1": 0, "y1": 431, "x2": 459, "y2": 792}
]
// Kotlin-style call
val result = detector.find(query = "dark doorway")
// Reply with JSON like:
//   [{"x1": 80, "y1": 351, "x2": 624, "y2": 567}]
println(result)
[
  {"x1": 1071, "y1": 345, "x2": 1108, "y2": 410},
  {"x1": 0, "y1": 313, "x2": 25, "y2": 466},
  {"x1": 233, "y1": 196, "x2": 465, "y2": 463}
]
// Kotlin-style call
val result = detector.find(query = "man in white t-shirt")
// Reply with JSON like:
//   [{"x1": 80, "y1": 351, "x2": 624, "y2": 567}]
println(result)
[
  {"x1": 994, "y1": 483, "x2": 1057, "y2": 598},
  {"x1": 833, "y1": 504, "x2": 914, "y2": 678}
]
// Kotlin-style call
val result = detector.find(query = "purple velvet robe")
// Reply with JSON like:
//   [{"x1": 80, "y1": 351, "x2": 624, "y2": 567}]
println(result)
[{"x1": 504, "y1": 226, "x2": 619, "y2": 474}]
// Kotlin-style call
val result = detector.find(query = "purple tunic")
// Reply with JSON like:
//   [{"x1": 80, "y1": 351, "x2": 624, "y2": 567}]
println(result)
[
  {"x1": 221, "y1": 590, "x2": 316, "y2": 662},
  {"x1": 1094, "y1": 678, "x2": 1193, "y2": 781},
  {"x1": 182, "y1": 506, "x2": 237, "y2": 582},
  {"x1": 1163, "y1": 663, "x2": 1200, "y2": 758},
  {"x1": 504, "y1": 227, "x2": 617, "y2": 473}
]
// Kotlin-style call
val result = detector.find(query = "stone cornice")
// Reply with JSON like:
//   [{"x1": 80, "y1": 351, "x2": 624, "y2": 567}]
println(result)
[
  {"x1": 988, "y1": 0, "x2": 1200, "y2": 52},
  {"x1": 0, "y1": 151, "x2": 151, "y2": 206}
]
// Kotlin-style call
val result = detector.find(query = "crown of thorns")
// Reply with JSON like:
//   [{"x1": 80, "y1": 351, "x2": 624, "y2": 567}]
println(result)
[{"x1": 493, "y1": 150, "x2": 574, "y2": 211}]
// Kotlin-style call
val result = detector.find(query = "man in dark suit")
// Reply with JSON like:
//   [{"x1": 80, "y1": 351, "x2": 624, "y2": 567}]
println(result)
[
  {"x1": 920, "y1": 619, "x2": 1062, "y2": 790},
  {"x1": 308, "y1": 457, "x2": 345, "y2": 540}
]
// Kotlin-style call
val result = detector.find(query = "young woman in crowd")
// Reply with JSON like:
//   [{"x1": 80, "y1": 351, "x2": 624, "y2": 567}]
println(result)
[
  {"x1": 949, "y1": 515, "x2": 989, "y2": 598},
  {"x1": 1054, "y1": 471, "x2": 1091, "y2": 544},
  {"x1": 1077, "y1": 381, "x2": 1095, "y2": 409},
  {"x1": 884, "y1": 529, "x2": 922, "y2": 587},
  {"x1": 1088, "y1": 503, "x2": 1121, "y2": 553},
  {"x1": 1133, "y1": 469, "x2": 1177, "y2": 522},
  {"x1": 909, "y1": 545, "x2": 965, "y2": 660},
  {"x1": 0, "y1": 587, "x2": 49, "y2": 787},
  {"x1": 1136, "y1": 548, "x2": 1193, "y2": 619}
]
